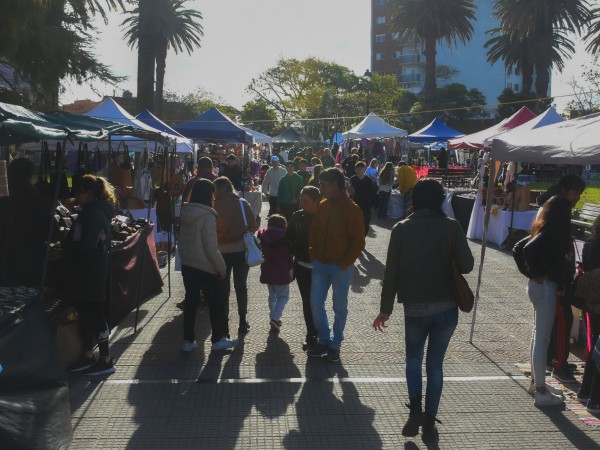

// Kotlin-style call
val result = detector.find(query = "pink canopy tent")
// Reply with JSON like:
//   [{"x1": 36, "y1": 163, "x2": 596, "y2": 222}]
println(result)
[{"x1": 447, "y1": 107, "x2": 537, "y2": 150}]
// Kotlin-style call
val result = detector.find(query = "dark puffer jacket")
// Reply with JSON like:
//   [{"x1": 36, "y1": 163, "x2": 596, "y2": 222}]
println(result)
[
  {"x1": 63, "y1": 199, "x2": 114, "y2": 303},
  {"x1": 257, "y1": 226, "x2": 293, "y2": 285}
]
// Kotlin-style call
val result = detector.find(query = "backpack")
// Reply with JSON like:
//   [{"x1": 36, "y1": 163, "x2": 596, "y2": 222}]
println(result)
[{"x1": 513, "y1": 235, "x2": 532, "y2": 278}]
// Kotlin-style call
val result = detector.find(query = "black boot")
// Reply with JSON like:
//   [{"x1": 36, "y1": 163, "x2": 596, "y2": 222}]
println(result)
[
  {"x1": 402, "y1": 396, "x2": 425, "y2": 437},
  {"x1": 422, "y1": 414, "x2": 440, "y2": 441},
  {"x1": 238, "y1": 317, "x2": 250, "y2": 334}
]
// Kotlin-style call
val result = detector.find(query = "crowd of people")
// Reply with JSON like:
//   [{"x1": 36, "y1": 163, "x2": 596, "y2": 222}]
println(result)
[{"x1": 8, "y1": 143, "x2": 600, "y2": 442}]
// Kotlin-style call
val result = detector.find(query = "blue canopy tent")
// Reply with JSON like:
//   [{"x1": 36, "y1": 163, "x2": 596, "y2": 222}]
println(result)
[
  {"x1": 408, "y1": 117, "x2": 464, "y2": 143},
  {"x1": 238, "y1": 124, "x2": 272, "y2": 145},
  {"x1": 135, "y1": 109, "x2": 194, "y2": 153},
  {"x1": 174, "y1": 107, "x2": 253, "y2": 146}
]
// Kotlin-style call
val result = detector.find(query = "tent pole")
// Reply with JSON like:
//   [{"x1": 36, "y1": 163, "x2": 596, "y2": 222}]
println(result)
[
  {"x1": 507, "y1": 161, "x2": 517, "y2": 243},
  {"x1": 168, "y1": 140, "x2": 176, "y2": 298},
  {"x1": 469, "y1": 153, "x2": 496, "y2": 344}
]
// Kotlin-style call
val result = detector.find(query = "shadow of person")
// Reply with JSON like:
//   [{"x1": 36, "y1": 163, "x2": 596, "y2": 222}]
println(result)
[
  {"x1": 283, "y1": 361, "x2": 383, "y2": 449},
  {"x1": 254, "y1": 334, "x2": 301, "y2": 418},
  {"x1": 352, "y1": 249, "x2": 386, "y2": 293}
]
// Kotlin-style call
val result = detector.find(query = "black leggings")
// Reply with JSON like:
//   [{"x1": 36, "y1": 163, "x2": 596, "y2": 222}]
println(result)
[
  {"x1": 294, "y1": 263, "x2": 316, "y2": 339},
  {"x1": 223, "y1": 251, "x2": 250, "y2": 331},
  {"x1": 77, "y1": 302, "x2": 110, "y2": 358}
]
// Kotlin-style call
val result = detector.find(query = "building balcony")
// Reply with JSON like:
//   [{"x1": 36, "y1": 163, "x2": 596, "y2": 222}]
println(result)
[
  {"x1": 394, "y1": 54, "x2": 422, "y2": 64},
  {"x1": 397, "y1": 73, "x2": 421, "y2": 83}
]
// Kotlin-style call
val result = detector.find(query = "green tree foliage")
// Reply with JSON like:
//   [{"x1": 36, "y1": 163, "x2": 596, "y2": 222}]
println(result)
[
  {"x1": 176, "y1": 87, "x2": 239, "y2": 118},
  {"x1": 240, "y1": 99, "x2": 278, "y2": 135},
  {"x1": 490, "y1": 0, "x2": 592, "y2": 99},
  {"x1": 122, "y1": 0, "x2": 203, "y2": 116},
  {"x1": 389, "y1": 0, "x2": 476, "y2": 113},
  {"x1": 564, "y1": 57, "x2": 600, "y2": 118},
  {"x1": 496, "y1": 88, "x2": 538, "y2": 119},
  {"x1": 0, "y1": 0, "x2": 123, "y2": 109}
]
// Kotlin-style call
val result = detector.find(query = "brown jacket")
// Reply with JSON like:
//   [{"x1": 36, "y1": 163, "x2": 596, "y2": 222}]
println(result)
[
  {"x1": 214, "y1": 192, "x2": 257, "y2": 254},
  {"x1": 309, "y1": 195, "x2": 365, "y2": 270}
]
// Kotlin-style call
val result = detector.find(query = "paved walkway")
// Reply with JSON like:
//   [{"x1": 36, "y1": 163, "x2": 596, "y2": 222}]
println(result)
[{"x1": 69, "y1": 213, "x2": 600, "y2": 449}]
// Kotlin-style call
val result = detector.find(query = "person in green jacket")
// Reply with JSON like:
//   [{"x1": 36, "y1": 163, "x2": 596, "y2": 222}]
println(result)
[
  {"x1": 373, "y1": 179, "x2": 474, "y2": 441},
  {"x1": 277, "y1": 160, "x2": 305, "y2": 221}
]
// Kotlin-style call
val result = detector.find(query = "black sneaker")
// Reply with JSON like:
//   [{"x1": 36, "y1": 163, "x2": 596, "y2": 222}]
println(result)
[
  {"x1": 308, "y1": 343, "x2": 329, "y2": 358},
  {"x1": 82, "y1": 358, "x2": 116, "y2": 376},
  {"x1": 68, "y1": 354, "x2": 98, "y2": 372},
  {"x1": 326, "y1": 348, "x2": 340, "y2": 362},
  {"x1": 552, "y1": 366, "x2": 577, "y2": 383},
  {"x1": 302, "y1": 335, "x2": 318, "y2": 352},
  {"x1": 270, "y1": 319, "x2": 281, "y2": 333}
]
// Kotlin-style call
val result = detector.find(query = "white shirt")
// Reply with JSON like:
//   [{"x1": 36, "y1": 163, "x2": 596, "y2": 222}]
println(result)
[
  {"x1": 279, "y1": 150, "x2": 289, "y2": 163},
  {"x1": 261, "y1": 167, "x2": 287, "y2": 196}
]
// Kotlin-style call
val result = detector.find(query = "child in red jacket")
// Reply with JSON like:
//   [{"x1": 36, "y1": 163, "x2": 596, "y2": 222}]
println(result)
[{"x1": 257, "y1": 214, "x2": 293, "y2": 333}]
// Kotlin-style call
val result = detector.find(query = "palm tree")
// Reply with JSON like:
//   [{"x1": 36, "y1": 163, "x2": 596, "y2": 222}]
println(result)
[
  {"x1": 389, "y1": 0, "x2": 476, "y2": 113},
  {"x1": 485, "y1": 28, "x2": 534, "y2": 95},
  {"x1": 122, "y1": 0, "x2": 203, "y2": 115},
  {"x1": 585, "y1": 7, "x2": 600, "y2": 53},
  {"x1": 491, "y1": 0, "x2": 591, "y2": 99}
]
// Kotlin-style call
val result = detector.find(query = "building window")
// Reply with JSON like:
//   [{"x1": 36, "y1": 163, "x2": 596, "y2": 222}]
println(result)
[
  {"x1": 514, "y1": 83, "x2": 520, "y2": 92},
  {"x1": 377, "y1": 16, "x2": 385, "y2": 24},
  {"x1": 376, "y1": 34, "x2": 385, "y2": 43},
  {"x1": 377, "y1": 0, "x2": 386, "y2": 5},
  {"x1": 376, "y1": 52, "x2": 383, "y2": 61},
  {"x1": 393, "y1": 50, "x2": 402, "y2": 59},
  {"x1": 392, "y1": 32, "x2": 400, "y2": 40}
]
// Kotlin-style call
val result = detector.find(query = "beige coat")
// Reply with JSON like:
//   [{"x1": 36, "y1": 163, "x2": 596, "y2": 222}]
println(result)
[
  {"x1": 179, "y1": 203, "x2": 226, "y2": 276},
  {"x1": 214, "y1": 192, "x2": 257, "y2": 254}
]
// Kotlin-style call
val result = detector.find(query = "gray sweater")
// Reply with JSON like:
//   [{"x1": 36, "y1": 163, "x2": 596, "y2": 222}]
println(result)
[{"x1": 380, "y1": 210, "x2": 474, "y2": 315}]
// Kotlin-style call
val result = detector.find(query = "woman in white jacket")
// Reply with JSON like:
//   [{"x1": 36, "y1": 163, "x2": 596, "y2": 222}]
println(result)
[{"x1": 179, "y1": 179, "x2": 238, "y2": 352}]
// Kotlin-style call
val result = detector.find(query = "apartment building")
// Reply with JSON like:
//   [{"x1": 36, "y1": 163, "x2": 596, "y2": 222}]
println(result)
[{"x1": 370, "y1": 0, "x2": 524, "y2": 105}]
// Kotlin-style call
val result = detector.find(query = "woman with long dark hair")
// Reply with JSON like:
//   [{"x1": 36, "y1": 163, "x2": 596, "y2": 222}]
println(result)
[
  {"x1": 179, "y1": 179, "x2": 238, "y2": 353},
  {"x1": 377, "y1": 162, "x2": 394, "y2": 219},
  {"x1": 523, "y1": 186, "x2": 582, "y2": 407},
  {"x1": 373, "y1": 179, "x2": 474, "y2": 441},
  {"x1": 66, "y1": 175, "x2": 116, "y2": 376}
]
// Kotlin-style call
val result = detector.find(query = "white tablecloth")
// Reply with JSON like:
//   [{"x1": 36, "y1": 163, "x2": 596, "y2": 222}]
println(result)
[{"x1": 471, "y1": 206, "x2": 537, "y2": 246}]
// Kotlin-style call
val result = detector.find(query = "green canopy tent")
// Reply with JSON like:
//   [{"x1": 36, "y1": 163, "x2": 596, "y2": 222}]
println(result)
[{"x1": 0, "y1": 102, "x2": 136, "y2": 145}]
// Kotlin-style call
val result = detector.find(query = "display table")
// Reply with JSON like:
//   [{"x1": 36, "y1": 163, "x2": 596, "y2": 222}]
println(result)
[
  {"x1": 239, "y1": 190, "x2": 264, "y2": 218},
  {"x1": 451, "y1": 193, "x2": 476, "y2": 234},
  {"x1": 108, "y1": 224, "x2": 164, "y2": 327},
  {"x1": 470, "y1": 206, "x2": 537, "y2": 246}
]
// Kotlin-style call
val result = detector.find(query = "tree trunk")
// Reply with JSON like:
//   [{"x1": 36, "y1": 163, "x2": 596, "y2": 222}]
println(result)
[
  {"x1": 423, "y1": 36, "x2": 437, "y2": 117},
  {"x1": 154, "y1": 39, "x2": 168, "y2": 118},
  {"x1": 137, "y1": 0, "x2": 155, "y2": 112},
  {"x1": 42, "y1": 0, "x2": 65, "y2": 109}
]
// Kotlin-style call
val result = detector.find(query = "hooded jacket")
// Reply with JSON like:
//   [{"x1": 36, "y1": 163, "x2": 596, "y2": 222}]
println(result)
[
  {"x1": 179, "y1": 203, "x2": 226, "y2": 276},
  {"x1": 257, "y1": 226, "x2": 293, "y2": 285}
]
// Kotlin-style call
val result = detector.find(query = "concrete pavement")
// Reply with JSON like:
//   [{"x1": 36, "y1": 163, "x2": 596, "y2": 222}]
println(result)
[{"x1": 68, "y1": 213, "x2": 600, "y2": 449}]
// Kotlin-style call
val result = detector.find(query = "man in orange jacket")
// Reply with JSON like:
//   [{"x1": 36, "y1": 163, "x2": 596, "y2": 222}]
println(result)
[{"x1": 308, "y1": 168, "x2": 365, "y2": 362}]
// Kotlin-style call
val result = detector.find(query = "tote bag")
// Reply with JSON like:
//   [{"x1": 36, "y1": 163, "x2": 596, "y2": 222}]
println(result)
[{"x1": 239, "y1": 199, "x2": 264, "y2": 267}]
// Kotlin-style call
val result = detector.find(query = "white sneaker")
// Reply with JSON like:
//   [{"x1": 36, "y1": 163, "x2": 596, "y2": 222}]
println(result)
[
  {"x1": 211, "y1": 337, "x2": 238, "y2": 352},
  {"x1": 534, "y1": 389, "x2": 565, "y2": 407},
  {"x1": 528, "y1": 382, "x2": 564, "y2": 398},
  {"x1": 181, "y1": 340, "x2": 198, "y2": 352}
]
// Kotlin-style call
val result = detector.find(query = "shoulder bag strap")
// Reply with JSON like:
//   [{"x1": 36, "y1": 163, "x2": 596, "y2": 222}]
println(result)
[{"x1": 239, "y1": 198, "x2": 249, "y2": 229}]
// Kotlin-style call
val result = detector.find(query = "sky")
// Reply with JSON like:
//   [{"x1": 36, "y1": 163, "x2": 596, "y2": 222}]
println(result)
[{"x1": 61, "y1": 0, "x2": 593, "y2": 115}]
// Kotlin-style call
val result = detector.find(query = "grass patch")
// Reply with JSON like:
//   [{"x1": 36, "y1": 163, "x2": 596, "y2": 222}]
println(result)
[{"x1": 524, "y1": 182, "x2": 600, "y2": 210}]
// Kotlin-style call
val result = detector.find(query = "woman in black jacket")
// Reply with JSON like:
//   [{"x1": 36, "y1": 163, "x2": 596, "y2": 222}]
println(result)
[
  {"x1": 65, "y1": 175, "x2": 116, "y2": 376},
  {"x1": 523, "y1": 192, "x2": 580, "y2": 407},
  {"x1": 285, "y1": 186, "x2": 321, "y2": 351},
  {"x1": 577, "y1": 216, "x2": 600, "y2": 412}
]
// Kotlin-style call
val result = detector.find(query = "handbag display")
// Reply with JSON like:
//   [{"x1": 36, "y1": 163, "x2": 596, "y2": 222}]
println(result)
[
  {"x1": 446, "y1": 219, "x2": 475, "y2": 313},
  {"x1": 239, "y1": 198, "x2": 264, "y2": 267},
  {"x1": 565, "y1": 268, "x2": 600, "y2": 314}
]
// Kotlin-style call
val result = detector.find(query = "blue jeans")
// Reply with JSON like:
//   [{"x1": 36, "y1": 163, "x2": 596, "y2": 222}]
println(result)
[
  {"x1": 310, "y1": 260, "x2": 354, "y2": 350},
  {"x1": 378, "y1": 190, "x2": 390, "y2": 218},
  {"x1": 268, "y1": 284, "x2": 290, "y2": 322},
  {"x1": 527, "y1": 279, "x2": 558, "y2": 388},
  {"x1": 405, "y1": 307, "x2": 458, "y2": 416}
]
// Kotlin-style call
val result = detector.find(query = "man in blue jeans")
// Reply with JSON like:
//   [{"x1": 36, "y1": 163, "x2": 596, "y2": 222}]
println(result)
[{"x1": 308, "y1": 168, "x2": 365, "y2": 362}]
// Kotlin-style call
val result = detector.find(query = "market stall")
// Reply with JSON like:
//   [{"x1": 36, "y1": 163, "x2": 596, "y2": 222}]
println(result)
[
  {"x1": 468, "y1": 110, "x2": 598, "y2": 342},
  {"x1": 341, "y1": 112, "x2": 407, "y2": 162}
]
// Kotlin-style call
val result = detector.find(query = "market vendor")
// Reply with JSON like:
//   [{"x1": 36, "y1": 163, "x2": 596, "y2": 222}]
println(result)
[{"x1": 64, "y1": 174, "x2": 116, "y2": 376}]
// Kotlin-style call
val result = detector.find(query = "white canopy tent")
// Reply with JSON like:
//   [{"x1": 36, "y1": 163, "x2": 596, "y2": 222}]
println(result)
[
  {"x1": 342, "y1": 112, "x2": 407, "y2": 139},
  {"x1": 238, "y1": 125, "x2": 273, "y2": 145},
  {"x1": 469, "y1": 111, "x2": 600, "y2": 343}
]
